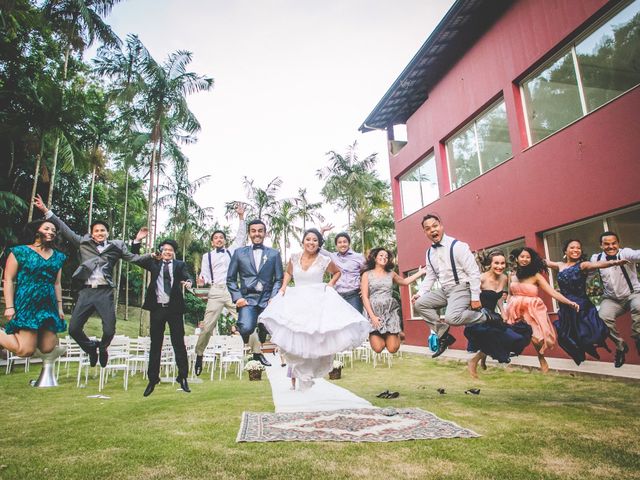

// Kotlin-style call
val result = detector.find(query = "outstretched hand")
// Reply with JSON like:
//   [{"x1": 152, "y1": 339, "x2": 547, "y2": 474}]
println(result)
[
  {"x1": 235, "y1": 203, "x2": 246, "y2": 219},
  {"x1": 320, "y1": 223, "x2": 334, "y2": 234},
  {"x1": 33, "y1": 194, "x2": 48, "y2": 214},
  {"x1": 134, "y1": 227, "x2": 149, "y2": 242}
]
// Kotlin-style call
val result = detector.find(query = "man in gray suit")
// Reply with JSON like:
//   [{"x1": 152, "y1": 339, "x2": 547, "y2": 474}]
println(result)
[
  {"x1": 227, "y1": 219, "x2": 283, "y2": 366},
  {"x1": 34, "y1": 195, "x2": 151, "y2": 367}
]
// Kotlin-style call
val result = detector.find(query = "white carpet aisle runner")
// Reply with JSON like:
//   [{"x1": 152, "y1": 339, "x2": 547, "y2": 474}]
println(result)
[{"x1": 264, "y1": 363, "x2": 373, "y2": 413}]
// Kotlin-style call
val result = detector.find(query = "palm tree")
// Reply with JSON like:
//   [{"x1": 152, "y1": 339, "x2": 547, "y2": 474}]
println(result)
[
  {"x1": 294, "y1": 188, "x2": 324, "y2": 231},
  {"x1": 270, "y1": 200, "x2": 302, "y2": 262},
  {"x1": 42, "y1": 0, "x2": 123, "y2": 205},
  {"x1": 317, "y1": 141, "x2": 378, "y2": 228},
  {"x1": 136, "y1": 48, "x2": 214, "y2": 245},
  {"x1": 225, "y1": 176, "x2": 283, "y2": 228}
]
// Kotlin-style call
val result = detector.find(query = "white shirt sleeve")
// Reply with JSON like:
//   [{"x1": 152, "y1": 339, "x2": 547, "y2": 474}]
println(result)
[
  {"x1": 230, "y1": 219, "x2": 247, "y2": 252},
  {"x1": 622, "y1": 248, "x2": 640, "y2": 262},
  {"x1": 200, "y1": 253, "x2": 211, "y2": 285}
]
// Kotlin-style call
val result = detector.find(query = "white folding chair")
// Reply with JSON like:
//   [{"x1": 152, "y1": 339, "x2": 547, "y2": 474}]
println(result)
[
  {"x1": 128, "y1": 337, "x2": 150, "y2": 378},
  {"x1": 354, "y1": 342, "x2": 372, "y2": 363},
  {"x1": 56, "y1": 337, "x2": 84, "y2": 379},
  {"x1": 335, "y1": 349, "x2": 354, "y2": 368},
  {"x1": 5, "y1": 351, "x2": 30, "y2": 374},
  {"x1": 99, "y1": 337, "x2": 131, "y2": 391},
  {"x1": 219, "y1": 335, "x2": 245, "y2": 380},
  {"x1": 373, "y1": 348, "x2": 393, "y2": 368},
  {"x1": 202, "y1": 335, "x2": 226, "y2": 380}
]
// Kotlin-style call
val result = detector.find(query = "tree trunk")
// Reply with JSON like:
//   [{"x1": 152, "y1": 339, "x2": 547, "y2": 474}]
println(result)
[
  {"x1": 27, "y1": 138, "x2": 45, "y2": 222},
  {"x1": 46, "y1": 44, "x2": 71, "y2": 206},
  {"x1": 88, "y1": 165, "x2": 97, "y2": 233},
  {"x1": 142, "y1": 141, "x2": 158, "y2": 335},
  {"x1": 115, "y1": 168, "x2": 130, "y2": 310}
]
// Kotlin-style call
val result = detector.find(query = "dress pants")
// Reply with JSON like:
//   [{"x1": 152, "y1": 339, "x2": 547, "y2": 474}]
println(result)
[
  {"x1": 414, "y1": 283, "x2": 485, "y2": 338},
  {"x1": 598, "y1": 292, "x2": 640, "y2": 350},
  {"x1": 237, "y1": 305, "x2": 268, "y2": 344},
  {"x1": 148, "y1": 306, "x2": 189, "y2": 383},
  {"x1": 195, "y1": 284, "x2": 237, "y2": 355},
  {"x1": 69, "y1": 286, "x2": 116, "y2": 353}
]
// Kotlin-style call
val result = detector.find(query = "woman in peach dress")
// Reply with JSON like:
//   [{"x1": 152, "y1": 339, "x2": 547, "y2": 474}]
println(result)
[{"x1": 507, "y1": 247, "x2": 579, "y2": 373}]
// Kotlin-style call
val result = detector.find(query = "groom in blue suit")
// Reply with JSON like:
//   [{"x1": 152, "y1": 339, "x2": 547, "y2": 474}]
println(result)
[{"x1": 227, "y1": 219, "x2": 283, "y2": 366}]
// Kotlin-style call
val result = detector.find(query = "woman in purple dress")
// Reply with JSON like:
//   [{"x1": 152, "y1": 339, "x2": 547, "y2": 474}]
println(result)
[{"x1": 546, "y1": 239, "x2": 626, "y2": 365}]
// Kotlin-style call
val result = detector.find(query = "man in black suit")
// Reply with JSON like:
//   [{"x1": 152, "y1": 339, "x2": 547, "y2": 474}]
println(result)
[{"x1": 134, "y1": 239, "x2": 193, "y2": 397}]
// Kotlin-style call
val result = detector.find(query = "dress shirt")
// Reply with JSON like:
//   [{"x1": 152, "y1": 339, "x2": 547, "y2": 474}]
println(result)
[
  {"x1": 591, "y1": 248, "x2": 640, "y2": 299},
  {"x1": 320, "y1": 248, "x2": 366, "y2": 293},
  {"x1": 200, "y1": 220, "x2": 246, "y2": 285},
  {"x1": 417, "y1": 234, "x2": 481, "y2": 301},
  {"x1": 253, "y1": 246, "x2": 264, "y2": 272},
  {"x1": 156, "y1": 261, "x2": 173, "y2": 304}
]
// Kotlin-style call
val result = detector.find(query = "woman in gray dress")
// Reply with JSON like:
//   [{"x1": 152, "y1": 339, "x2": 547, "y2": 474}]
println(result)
[{"x1": 361, "y1": 248, "x2": 426, "y2": 353}]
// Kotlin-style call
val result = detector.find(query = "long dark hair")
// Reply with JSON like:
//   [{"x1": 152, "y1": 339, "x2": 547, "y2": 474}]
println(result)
[
  {"x1": 21, "y1": 219, "x2": 60, "y2": 249},
  {"x1": 510, "y1": 247, "x2": 545, "y2": 280},
  {"x1": 364, "y1": 247, "x2": 395, "y2": 272},
  {"x1": 562, "y1": 238, "x2": 586, "y2": 262}
]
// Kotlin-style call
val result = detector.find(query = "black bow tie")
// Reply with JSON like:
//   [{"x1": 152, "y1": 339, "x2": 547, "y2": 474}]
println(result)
[
  {"x1": 432, "y1": 242, "x2": 443, "y2": 248},
  {"x1": 94, "y1": 241, "x2": 105, "y2": 248},
  {"x1": 606, "y1": 255, "x2": 618, "y2": 261},
  {"x1": 252, "y1": 244, "x2": 264, "y2": 250},
  {"x1": 216, "y1": 247, "x2": 226, "y2": 253},
  {"x1": 163, "y1": 260, "x2": 172, "y2": 265}
]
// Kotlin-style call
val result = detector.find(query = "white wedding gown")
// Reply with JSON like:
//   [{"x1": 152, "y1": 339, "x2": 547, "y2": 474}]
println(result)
[{"x1": 259, "y1": 252, "x2": 370, "y2": 389}]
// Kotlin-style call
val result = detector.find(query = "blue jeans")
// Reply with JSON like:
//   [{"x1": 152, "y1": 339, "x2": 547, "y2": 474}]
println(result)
[{"x1": 339, "y1": 289, "x2": 363, "y2": 314}]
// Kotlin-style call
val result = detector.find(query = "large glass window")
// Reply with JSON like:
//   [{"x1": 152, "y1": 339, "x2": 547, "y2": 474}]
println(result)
[
  {"x1": 446, "y1": 100, "x2": 512, "y2": 190},
  {"x1": 399, "y1": 153, "x2": 439, "y2": 217},
  {"x1": 523, "y1": 0, "x2": 640, "y2": 144},
  {"x1": 543, "y1": 205, "x2": 640, "y2": 308}
]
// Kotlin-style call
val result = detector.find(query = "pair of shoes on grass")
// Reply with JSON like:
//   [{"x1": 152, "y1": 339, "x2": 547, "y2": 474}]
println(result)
[
  {"x1": 436, "y1": 388, "x2": 480, "y2": 395},
  {"x1": 376, "y1": 390, "x2": 399, "y2": 399}
]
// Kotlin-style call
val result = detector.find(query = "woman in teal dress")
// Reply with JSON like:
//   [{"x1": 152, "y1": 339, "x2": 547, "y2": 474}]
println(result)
[{"x1": 1, "y1": 220, "x2": 66, "y2": 357}]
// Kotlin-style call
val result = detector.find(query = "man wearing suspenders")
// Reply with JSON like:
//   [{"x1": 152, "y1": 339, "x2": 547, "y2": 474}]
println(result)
[
  {"x1": 590, "y1": 231, "x2": 640, "y2": 368},
  {"x1": 412, "y1": 214, "x2": 494, "y2": 358},
  {"x1": 193, "y1": 205, "x2": 247, "y2": 375}
]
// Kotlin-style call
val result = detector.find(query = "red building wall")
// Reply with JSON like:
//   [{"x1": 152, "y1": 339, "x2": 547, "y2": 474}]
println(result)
[{"x1": 390, "y1": 0, "x2": 640, "y2": 363}]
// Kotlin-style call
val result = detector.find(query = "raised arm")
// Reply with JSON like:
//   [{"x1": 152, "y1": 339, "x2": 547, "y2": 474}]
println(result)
[
  {"x1": 34, "y1": 195, "x2": 82, "y2": 247},
  {"x1": 393, "y1": 265, "x2": 427, "y2": 286},
  {"x1": 580, "y1": 258, "x2": 630, "y2": 271},
  {"x1": 535, "y1": 273, "x2": 579, "y2": 311},
  {"x1": 544, "y1": 259, "x2": 562, "y2": 270},
  {"x1": 230, "y1": 204, "x2": 247, "y2": 250}
]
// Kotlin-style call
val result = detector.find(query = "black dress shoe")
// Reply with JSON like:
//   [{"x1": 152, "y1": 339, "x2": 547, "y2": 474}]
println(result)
[
  {"x1": 254, "y1": 353, "x2": 272, "y2": 367},
  {"x1": 376, "y1": 390, "x2": 389, "y2": 398},
  {"x1": 88, "y1": 346, "x2": 99, "y2": 368},
  {"x1": 432, "y1": 333, "x2": 456, "y2": 358},
  {"x1": 177, "y1": 377, "x2": 191, "y2": 393},
  {"x1": 194, "y1": 355, "x2": 203, "y2": 376},
  {"x1": 98, "y1": 347, "x2": 109, "y2": 368},
  {"x1": 465, "y1": 388, "x2": 481, "y2": 395},
  {"x1": 437, "y1": 388, "x2": 446, "y2": 395},
  {"x1": 387, "y1": 391, "x2": 400, "y2": 399},
  {"x1": 614, "y1": 345, "x2": 629, "y2": 368},
  {"x1": 143, "y1": 379, "x2": 160, "y2": 397}
]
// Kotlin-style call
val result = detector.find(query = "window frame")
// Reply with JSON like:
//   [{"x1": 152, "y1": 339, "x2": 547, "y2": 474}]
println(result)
[{"x1": 398, "y1": 152, "x2": 439, "y2": 218}]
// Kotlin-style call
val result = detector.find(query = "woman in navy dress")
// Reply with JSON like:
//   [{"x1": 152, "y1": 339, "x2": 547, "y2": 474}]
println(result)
[
  {"x1": 1, "y1": 220, "x2": 66, "y2": 357},
  {"x1": 546, "y1": 239, "x2": 626, "y2": 365},
  {"x1": 465, "y1": 250, "x2": 532, "y2": 378}
]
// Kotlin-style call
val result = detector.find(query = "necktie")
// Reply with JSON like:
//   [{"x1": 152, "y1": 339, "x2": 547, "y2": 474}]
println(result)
[
  {"x1": 216, "y1": 247, "x2": 226, "y2": 253},
  {"x1": 163, "y1": 261, "x2": 172, "y2": 294},
  {"x1": 252, "y1": 244, "x2": 264, "y2": 250},
  {"x1": 606, "y1": 254, "x2": 634, "y2": 293}
]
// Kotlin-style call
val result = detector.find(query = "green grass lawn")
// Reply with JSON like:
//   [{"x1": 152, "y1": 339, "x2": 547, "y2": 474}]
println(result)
[{"x1": 0, "y1": 353, "x2": 638, "y2": 480}]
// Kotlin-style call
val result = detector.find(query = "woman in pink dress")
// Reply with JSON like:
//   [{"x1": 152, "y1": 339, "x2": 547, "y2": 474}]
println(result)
[{"x1": 507, "y1": 247, "x2": 579, "y2": 373}]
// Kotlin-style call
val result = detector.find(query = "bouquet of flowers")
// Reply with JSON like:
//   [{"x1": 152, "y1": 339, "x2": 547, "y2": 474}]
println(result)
[
  {"x1": 244, "y1": 360, "x2": 266, "y2": 371},
  {"x1": 332, "y1": 359, "x2": 344, "y2": 370}
]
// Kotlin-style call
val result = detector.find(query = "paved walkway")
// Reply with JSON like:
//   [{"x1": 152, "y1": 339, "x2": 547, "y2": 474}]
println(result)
[
  {"x1": 264, "y1": 363, "x2": 373, "y2": 413},
  {"x1": 400, "y1": 345, "x2": 640, "y2": 381}
]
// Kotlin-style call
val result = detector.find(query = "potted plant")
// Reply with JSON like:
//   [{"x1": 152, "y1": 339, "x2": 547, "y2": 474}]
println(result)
[
  {"x1": 244, "y1": 360, "x2": 266, "y2": 381},
  {"x1": 328, "y1": 359, "x2": 343, "y2": 380}
]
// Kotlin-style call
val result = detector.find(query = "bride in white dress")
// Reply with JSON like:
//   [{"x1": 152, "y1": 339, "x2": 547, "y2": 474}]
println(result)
[{"x1": 259, "y1": 229, "x2": 370, "y2": 390}]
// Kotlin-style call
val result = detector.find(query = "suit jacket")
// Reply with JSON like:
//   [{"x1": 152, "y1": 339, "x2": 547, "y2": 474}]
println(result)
[
  {"x1": 48, "y1": 212, "x2": 150, "y2": 287},
  {"x1": 226, "y1": 245, "x2": 283, "y2": 308},
  {"x1": 135, "y1": 255, "x2": 194, "y2": 313}
]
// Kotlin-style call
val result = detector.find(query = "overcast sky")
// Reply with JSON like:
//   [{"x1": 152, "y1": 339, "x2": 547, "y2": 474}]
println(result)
[{"x1": 102, "y1": 0, "x2": 454, "y2": 231}]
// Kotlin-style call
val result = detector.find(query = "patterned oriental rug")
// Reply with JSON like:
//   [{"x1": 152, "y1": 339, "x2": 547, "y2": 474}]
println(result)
[{"x1": 236, "y1": 407, "x2": 480, "y2": 443}]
